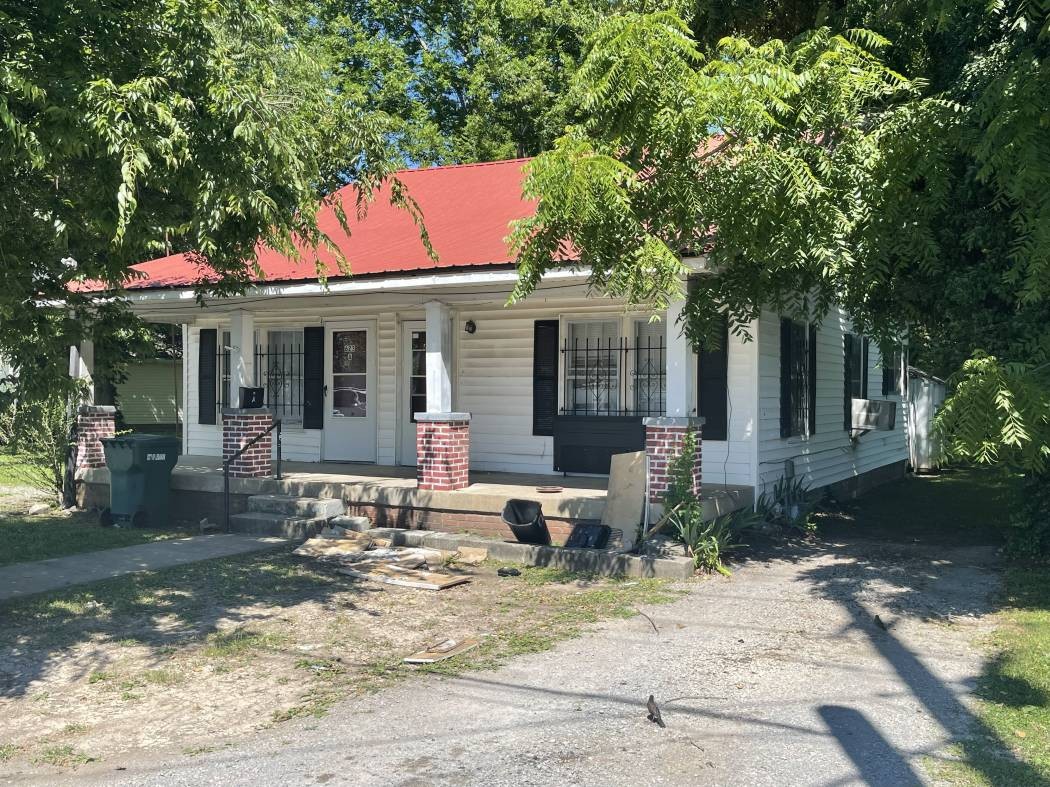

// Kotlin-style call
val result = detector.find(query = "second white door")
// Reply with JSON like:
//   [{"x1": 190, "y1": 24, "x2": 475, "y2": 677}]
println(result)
[{"x1": 323, "y1": 321, "x2": 377, "y2": 462}]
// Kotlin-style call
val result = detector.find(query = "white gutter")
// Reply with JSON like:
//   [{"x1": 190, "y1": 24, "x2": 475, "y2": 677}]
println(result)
[{"x1": 119, "y1": 266, "x2": 589, "y2": 306}]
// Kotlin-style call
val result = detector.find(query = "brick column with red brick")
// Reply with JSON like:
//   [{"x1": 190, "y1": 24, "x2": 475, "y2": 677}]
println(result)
[
  {"x1": 75, "y1": 405, "x2": 116, "y2": 470},
  {"x1": 643, "y1": 416, "x2": 704, "y2": 504},
  {"x1": 415, "y1": 413, "x2": 470, "y2": 491},
  {"x1": 222, "y1": 408, "x2": 274, "y2": 478}
]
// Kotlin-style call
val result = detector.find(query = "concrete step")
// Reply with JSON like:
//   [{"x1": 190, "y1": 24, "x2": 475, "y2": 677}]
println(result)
[
  {"x1": 228, "y1": 512, "x2": 328, "y2": 540},
  {"x1": 329, "y1": 515, "x2": 371, "y2": 532},
  {"x1": 247, "y1": 494, "x2": 344, "y2": 518}
]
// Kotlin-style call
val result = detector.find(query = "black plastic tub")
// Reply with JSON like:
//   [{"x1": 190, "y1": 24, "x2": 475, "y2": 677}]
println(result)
[{"x1": 501, "y1": 499, "x2": 552, "y2": 545}]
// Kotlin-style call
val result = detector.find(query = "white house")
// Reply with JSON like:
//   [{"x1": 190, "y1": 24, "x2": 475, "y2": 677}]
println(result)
[{"x1": 75, "y1": 158, "x2": 908, "y2": 532}]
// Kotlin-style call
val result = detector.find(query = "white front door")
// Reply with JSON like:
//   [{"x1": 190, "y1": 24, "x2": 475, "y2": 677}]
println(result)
[
  {"x1": 323, "y1": 321, "x2": 377, "y2": 462},
  {"x1": 399, "y1": 321, "x2": 427, "y2": 465}
]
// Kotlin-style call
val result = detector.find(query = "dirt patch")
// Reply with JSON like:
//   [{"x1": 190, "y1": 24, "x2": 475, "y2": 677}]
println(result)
[{"x1": 0, "y1": 548, "x2": 678, "y2": 772}]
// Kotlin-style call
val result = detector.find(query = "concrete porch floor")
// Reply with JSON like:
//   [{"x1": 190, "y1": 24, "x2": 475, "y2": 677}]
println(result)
[{"x1": 80, "y1": 455, "x2": 754, "y2": 524}]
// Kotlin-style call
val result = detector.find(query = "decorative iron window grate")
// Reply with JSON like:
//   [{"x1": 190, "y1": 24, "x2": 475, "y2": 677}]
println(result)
[
  {"x1": 561, "y1": 334, "x2": 666, "y2": 417},
  {"x1": 254, "y1": 334, "x2": 304, "y2": 420}
]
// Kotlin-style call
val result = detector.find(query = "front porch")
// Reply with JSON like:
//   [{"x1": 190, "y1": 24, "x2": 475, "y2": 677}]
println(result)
[{"x1": 79, "y1": 455, "x2": 753, "y2": 543}]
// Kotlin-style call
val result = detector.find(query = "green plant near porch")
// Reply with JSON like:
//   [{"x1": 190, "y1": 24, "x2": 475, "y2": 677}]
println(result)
[
  {"x1": 658, "y1": 427, "x2": 746, "y2": 575},
  {"x1": 0, "y1": 389, "x2": 82, "y2": 504},
  {"x1": 663, "y1": 428, "x2": 698, "y2": 511},
  {"x1": 668, "y1": 504, "x2": 742, "y2": 576},
  {"x1": 755, "y1": 475, "x2": 817, "y2": 537}
]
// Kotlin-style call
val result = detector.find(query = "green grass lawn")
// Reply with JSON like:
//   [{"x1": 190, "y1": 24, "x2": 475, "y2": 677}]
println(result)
[
  {"x1": 0, "y1": 511, "x2": 190, "y2": 567},
  {"x1": 933, "y1": 565, "x2": 1050, "y2": 785},
  {"x1": 0, "y1": 450, "x2": 187, "y2": 567},
  {"x1": 817, "y1": 465, "x2": 1015, "y2": 546}
]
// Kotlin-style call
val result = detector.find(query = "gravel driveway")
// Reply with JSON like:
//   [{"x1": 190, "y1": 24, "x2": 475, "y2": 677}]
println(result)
[{"x1": 27, "y1": 539, "x2": 1003, "y2": 786}]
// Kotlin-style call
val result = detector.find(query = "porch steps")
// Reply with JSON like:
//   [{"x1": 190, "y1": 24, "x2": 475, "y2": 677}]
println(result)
[
  {"x1": 247, "y1": 495, "x2": 344, "y2": 519},
  {"x1": 230, "y1": 494, "x2": 347, "y2": 539}
]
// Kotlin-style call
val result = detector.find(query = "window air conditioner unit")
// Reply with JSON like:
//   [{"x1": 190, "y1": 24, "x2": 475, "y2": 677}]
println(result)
[{"x1": 851, "y1": 399, "x2": 896, "y2": 435}]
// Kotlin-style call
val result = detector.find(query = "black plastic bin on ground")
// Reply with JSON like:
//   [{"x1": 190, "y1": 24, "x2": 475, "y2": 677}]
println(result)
[
  {"x1": 501, "y1": 499, "x2": 551, "y2": 545},
  {"x1": 100, "y1": 434, "x2": 181, "y2": 528}
]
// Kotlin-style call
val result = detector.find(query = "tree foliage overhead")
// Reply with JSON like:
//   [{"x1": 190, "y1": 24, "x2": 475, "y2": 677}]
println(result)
[
  {"x1": 511, "y1": 11, "x2": 919, "y2": 347},
  {"x1": 512, "y1": 0, "x2": 1050, "y2": 550},
  {"x1": 0, "y1": 0, "x2": 401, "y2": 395},
  {"x1": 291, "y1": 0, "x2": 685, "y2": 165}
]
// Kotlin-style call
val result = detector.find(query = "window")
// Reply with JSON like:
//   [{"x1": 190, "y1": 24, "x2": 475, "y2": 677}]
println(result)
[
  {"x1": 331, "y1": 329, "x2": 367, "y2": 418},
  {"x1": 780, "y1": 319, "x2": 816, "y2": 438},
  {"x1": 259, "y1": 329, "x2": 304, "y2": 422},
  {"x1": 408, "y1": 329, "x2": 426, "y2": 423},
  {"x1": 882, "y1": 348, "x2": 903, "y2": 396},
  {"x1": 564, "y1": 320, "x2": 621, "y2": 414},
  {"x1": 556, "y1": 317, "x2": 668, "y2": 417},
  {"x1": 846, "y1": 334, "x2": 867, "y2": 398},
  {"x1": 633, "y1": 319, "x2": 666, "y2": 415}
]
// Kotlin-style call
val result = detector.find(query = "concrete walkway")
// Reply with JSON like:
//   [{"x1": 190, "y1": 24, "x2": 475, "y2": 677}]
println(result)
[
  {"x1": 39, "y1": 539, "x2": 1008, "y2": 786},
  {"x1": 0, "y1": 535, "x2": 286, "y2": 601}
]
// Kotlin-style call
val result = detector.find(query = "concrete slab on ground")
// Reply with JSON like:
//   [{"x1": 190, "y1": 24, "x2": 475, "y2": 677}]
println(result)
[{"x1": 0, "y1": 535, "x2": 287, "y2": 602}]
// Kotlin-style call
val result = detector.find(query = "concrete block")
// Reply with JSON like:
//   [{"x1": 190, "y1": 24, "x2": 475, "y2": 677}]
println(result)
[
  {"x1": 228, "y1": 512, "x2": 326, "y2": 540},
  {"x1": 248, "y1": 495, "x2": 344, "y2": 518},
  {"x1": 361, "y1": 527, "x2": 694, "y2": 579},
  {"x1": 330, "y1": 515, "x2": 371, "y2": 532}
]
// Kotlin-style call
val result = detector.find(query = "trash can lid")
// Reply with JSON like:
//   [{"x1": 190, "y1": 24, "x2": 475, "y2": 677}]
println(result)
[{"x1": 101, "y1": 434, "x2": 181, "y2": 445}]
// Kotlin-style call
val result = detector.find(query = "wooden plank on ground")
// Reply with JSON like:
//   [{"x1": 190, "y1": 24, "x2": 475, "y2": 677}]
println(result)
[
  {"x1": 336, "y1": 563, "x2": 471, "y2": 591},
  {"x1": 403, "y1": 638, "x2": 480, "y2": 664}
]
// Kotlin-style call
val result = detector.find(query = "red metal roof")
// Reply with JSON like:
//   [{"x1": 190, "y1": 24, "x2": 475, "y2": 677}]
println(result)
[{"x1": 93, "y1": 158, "x2": 535, "y2": 292}]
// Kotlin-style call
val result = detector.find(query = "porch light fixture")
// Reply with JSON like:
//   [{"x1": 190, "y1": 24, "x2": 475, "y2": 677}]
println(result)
[{"x1": 464, "y1": 320, "x2": 477, "y2": 334}]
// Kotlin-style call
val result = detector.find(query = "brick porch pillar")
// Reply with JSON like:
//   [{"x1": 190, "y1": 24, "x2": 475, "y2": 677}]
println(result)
[
  {"x1": 222, "y1": 408, "x2": 273, "y2": 478},
  {"x1": 415, "y1": 412, "x2": 470, "y2": 491},
  {"x1": 75, "y1": 405, "x2": 116, "y2": 470},
  {"x1": 644, "y1": 417, "x2": 703, "y2": 504}
]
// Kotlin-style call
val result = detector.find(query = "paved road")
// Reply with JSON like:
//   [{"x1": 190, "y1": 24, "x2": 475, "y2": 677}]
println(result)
[
  {"x1": 0, "y1": 535, "x2": 286, "y2": 601},
  {"x1": 33, "y1": 540, "x2": 1004, "y2": 786}
]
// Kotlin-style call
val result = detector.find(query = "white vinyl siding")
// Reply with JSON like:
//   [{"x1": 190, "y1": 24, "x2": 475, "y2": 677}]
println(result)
[
  {"x1": 185, "y1": 326, "x2": 222, "y2": 456},
  {"x1": 700, "y1": 324, "x2": 758, "y2": 489},
  {"x1": 756, "y1": 306, "x2": 907, "y2": 495}
]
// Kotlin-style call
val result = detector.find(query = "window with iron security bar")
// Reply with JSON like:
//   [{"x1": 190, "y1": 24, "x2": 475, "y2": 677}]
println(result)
[
  {"x1": 213, "y1": 331, "x2": 305, "y2": 420},
  {"x1": 255, "y1": 330, "x2": 304, "y2": 422},
  {"x1": 561, "y1": 328, "x2": 666, "y2": 417}
]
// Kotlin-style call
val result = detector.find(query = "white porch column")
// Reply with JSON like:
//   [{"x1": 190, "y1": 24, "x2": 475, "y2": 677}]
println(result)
[
  {"x1": 424, "y1": 300, "x2": 453, "y2": 413},
  {"x1": 228, "y1": 310, "x2": 255, "y2": 408},
  {"x1": 68, "y1": 338, "x2": 95, "y2": 404},
  {"x1": 643, "y1": 298, "x2": 703, "y2": 508},
  {"x1": 665, "y1": 299, "x2": 694, "y2": 417},
  {"x1": 416, "y1": 300, "x2": 470, "y2": 490}
]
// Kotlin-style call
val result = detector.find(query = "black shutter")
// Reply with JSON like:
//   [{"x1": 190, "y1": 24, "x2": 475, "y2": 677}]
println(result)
[
  {"x1": 697, "y1": 316, "x2": 729, "y2": 441},
  {"x1": 198, "y1": 328, "x2": 217, "y2": 425},
  {"x1": 861, "y1": 337, "x2": 870, "y2": 398},
  {"x1": 780, "y1": 318, "x2": 793, "y2": 438},
  {"x1": 843, "y1": 334, "x2": 853, "y2": 431},
  {"x1": 808, "y1": 323, "x2": 817, "y2": 436},
  {"x1": 302, "y1": 326, "x2": 324, "y2": 429},
  {"x1": 532, "y1": 320, "x2": 559, "y2": 436}
]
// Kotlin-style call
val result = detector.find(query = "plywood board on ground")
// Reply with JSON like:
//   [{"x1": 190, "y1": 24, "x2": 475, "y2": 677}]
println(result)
[
  {"x1": 337, "y1": 563, "x2": 472, "y2": 591},
  {"x1": 403, "y1": 638, "x2": 480, "y2": 664},
  {"x1": 602, "y1": 450, "x2": 646, "y2": 551}
]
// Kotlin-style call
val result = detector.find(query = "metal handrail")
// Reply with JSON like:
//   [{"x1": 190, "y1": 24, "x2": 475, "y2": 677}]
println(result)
[{"x1": 223, "y1": 419, "x2": 282, "y2": 532}]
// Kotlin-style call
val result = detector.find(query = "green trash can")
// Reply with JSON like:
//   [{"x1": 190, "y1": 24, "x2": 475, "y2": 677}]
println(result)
[{"x1": 100, "y1": 434, "x2": 181, "y2": 528}]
